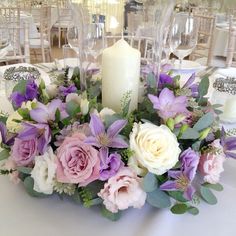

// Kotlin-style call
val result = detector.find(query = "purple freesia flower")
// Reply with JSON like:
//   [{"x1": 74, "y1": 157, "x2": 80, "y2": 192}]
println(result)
[
  {"x1": 59, "y1": 85, "x2": 77, "y2": 96},
  {"x1": 99, "y1": 147, "x2": 124, "y2": 181},
  {"x1": 159, "y1": 74, "x2": 174, "y2": 88},
  {"x1": 85, "y1": 114, "x2": 128, "y2": 148},
  {"x1": 148, "y1": 88, "x2": 190, "y2": 121},
  {"x1": 221, "y1": 127, "x2": 236, "y2": 159},
  {"x1": 30, "y1": 99, "x2": 68, "y2": 123},
  {"x1": 10, "y1": 80, "x2": 38, "y2": 108},
  {"x1": 160, "y1": 148, "x2": 200, "y2": 200},
  {"x1": 0, "y1": 122, "x2": 15, "y2": 145},
  {"x1": 18, "y1": 123, "x2": 51, "y2": 154}
]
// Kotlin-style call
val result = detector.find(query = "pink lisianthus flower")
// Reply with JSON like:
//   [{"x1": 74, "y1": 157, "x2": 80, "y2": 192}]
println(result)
[
  {"x1": 198, "y1": 139, "x2": 226, "y2": 184},
  {"x1": 56, "y1": 132, "x2": 100, "y2": 186},
  {"x1": 98, "y1": 167, "x2": 147, "y2": 213}
]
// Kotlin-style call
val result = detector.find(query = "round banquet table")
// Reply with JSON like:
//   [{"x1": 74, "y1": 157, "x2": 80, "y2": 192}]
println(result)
[{"x1": 0, "y1": 66, "x2": 236, "y2": 236}]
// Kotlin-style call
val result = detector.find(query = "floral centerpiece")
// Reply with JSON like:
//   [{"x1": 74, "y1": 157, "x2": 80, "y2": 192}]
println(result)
[{"x1": 0, "y1": 67, "x2": 236, "y2": 221}]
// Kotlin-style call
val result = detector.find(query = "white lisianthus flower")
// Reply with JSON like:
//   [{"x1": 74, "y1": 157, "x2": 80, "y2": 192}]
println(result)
[
  {"x1": 6, "y1": 111, "x2": 23, "y2": 133},
  {"x1": 66, "y1": 93, "x2": 89, "y2": 115},
  {"x1": 99, "y1": 108, "x2": 115, "y2": 121},
  {"x1": 46, "y1": 84, "x2": 58, "y2": 98},
  {"x1": 129, "y1": 122, "x2": 181, "y2": 176},
  {"x1": 31, "y1": 147, "x2": 57, "y2": 194}
]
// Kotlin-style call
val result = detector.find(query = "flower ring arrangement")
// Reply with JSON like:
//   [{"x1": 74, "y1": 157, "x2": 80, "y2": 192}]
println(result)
[{"x1": 0, "y1": 67, "x2": 236, "y2": 221}]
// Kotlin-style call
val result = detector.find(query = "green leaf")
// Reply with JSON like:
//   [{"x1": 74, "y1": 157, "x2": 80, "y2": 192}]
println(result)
[
  {"x1": 200, "y1": 186, "x2": 217, "y2": 205},
  {"x1": 147, "y1": 72, "x2": 156, "y2": 88},
  {"x1": 198, "y1": 76, "x2": 209, "y2": 98},
  {"x1": 39, "y1": 79, "x2": 46, "y2": 90},
  {"x1": 12, "y1": 80, "x2": 27, "y2": 94},
  {"x1": 168, "y1": 191, "x2": 188, "y2": 202},
  {"x1": 23, "y1": 176, "x2": 47, "y2": 198},
  {"x1": 203, "y1": 183, "x2": 223, "y2": 192},
  {"x1": 193, "y1": 112, "x2": 214, "y2": 131},
  {"x1": 72, "y1": 188, "x2": 81, "y2": 204},
  {"x1": 101, "y1": 206, "x2": 121, "y2": 221},
  {"x1": 192, "y1": 140, "x2": 202, "y2": 151},
  {"x1": 142, "y1": 173, "x2": 158, "y2": 193},
  {"x1": 17, "y1": 108, "x2": 29, "y2": 119},
  {"x1": 171, "y1": 203, "x2": 188, "y2": 214},
  {"x1": 17, "y1": 167, "x2": 32, "y2": 175},
  {"x1": 66, "y1": 100, "x2": 81, "y2": 117},
  {"x1": 188, "y1": 206, "x2": 199, "y2": 215},
  {"x1": 0, "y1": 149, "x2": 10, "y2": 161},
  {"x1": 180, "y1": 128, "x2": 200, "y2": 140},
  {"x1": 147, "y1": 188, "x2": 171, "y2": 208},
  {"x1": 55, "y1": 108, "x2": 61, "y2": 123}
]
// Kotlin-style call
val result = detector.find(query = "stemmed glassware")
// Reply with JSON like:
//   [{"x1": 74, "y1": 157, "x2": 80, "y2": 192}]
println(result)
[
  {"x1": 170, "y1": 13, "x2": 199, "y2": 68},
  {"x1": 0, "y1": 16, "x2": 10, "y2": 59}
]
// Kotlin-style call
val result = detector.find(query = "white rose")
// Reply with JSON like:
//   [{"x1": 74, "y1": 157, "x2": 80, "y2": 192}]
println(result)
[
  {"x1": 66, "y1": 93, "x2": 89, "y2": 115},
  {"x1": 129, "y1": 122, "x2": 181, "y2": 176},
  {"x1": 6, "y1": 111, "x2": 23, "y2": 133},
  {"x1": 31, "y1": 147, "x2": 57, "y2": 194},
  {"x1": 46, "y1": 84, "x2": 58, "y2": 98}
]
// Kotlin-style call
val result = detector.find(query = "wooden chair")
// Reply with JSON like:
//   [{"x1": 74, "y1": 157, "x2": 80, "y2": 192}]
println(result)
[
  {"x1": 52, "y1": 0, "x2": 72, "y2": 48},
  {"x1": 0, "y1": 7, "x2": 30, "y2": 64},
  {"x1": 226, "y1": 15, "x2": 236, "y2": 67},
  {"x1": 28, "y1": 5, "x2": 52, "y2": 63},
  {"x1": 190, "y1": 13, "x2": 216, "y2": 66}
]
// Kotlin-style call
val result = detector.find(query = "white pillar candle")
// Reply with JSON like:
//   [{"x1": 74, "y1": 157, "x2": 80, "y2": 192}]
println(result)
[{"x1": 102, "y1": 39, "x2": 141, "y2": 113}]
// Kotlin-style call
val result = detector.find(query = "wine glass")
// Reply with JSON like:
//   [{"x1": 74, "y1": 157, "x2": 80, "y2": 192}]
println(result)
[
  {"x1": 0, "y1": 16, "x2": 10, "y2": 59},
  {"x1": 170, "y1": 13, "x2": 199, "y2": 68},
  {"x1": 84, "y1": 23, "x2": 105, "y2": 62}
]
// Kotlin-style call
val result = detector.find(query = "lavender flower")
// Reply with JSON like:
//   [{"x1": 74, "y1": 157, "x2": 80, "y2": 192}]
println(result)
[
  {"x1": 99, "y1": 147, "x2": 124, "y2": 181},
  {"x1": 160, "y1": 148, "x2": 200, "y2": 200},
  {"x1": 221, "y1": 128, "x2": 236, "y2": 159},
  {"x1": 85, "y1": 114, "x2": 128, "y2": 148},
  {"x1": 11, "y1": 80, "x2": 38, "y2": 108},
  {"x1": 182, "y1": 73, "x2": 199, "y2": 98},
  {"x1": 159, "y1": 74, "x2": 174, "y2": 88},
  {"x1": 18, "y1": 123, "x2": 51, "y2": 154},
  {"x1": 0, "y1": 122, "x2": 15, "y2": 146},
  {"x1": 148, "y1": 88, "x2": 190, "y2": 121},
  {"x1": 30, "y1": 99, "x2": 68, "y2": 123},
  {"x1": 59, "y1": 85, "x2": 77, "y2": 96}
]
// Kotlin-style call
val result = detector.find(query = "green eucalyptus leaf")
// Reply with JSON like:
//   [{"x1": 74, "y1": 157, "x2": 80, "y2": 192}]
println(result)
[
  {"x1": 147, "y1": 188, "x2": 171, "y2": 209},
  {"x1": 12, "y1": 80, "x2": 27, "y2": 94},
  {"x1": 72, "y1": 188, "x2": 81, "y2": 204},
  {"x1": 101, "y1": 206, "x2": 121, "y2": 221},
  {"x1": 198, "y1": 76, "x2": 209, "y2": 98},
  {"x1": 180, "y1": 128, "x2": 200, "y2": 140},
  {"x1": 24, "y1": 176, "x2": 47, "y2": 198},
  {"x1": 0, "y1": 149, "x2": 10, "y2": 161},
  {"x1": 171, "y1": 203, "x2": 188, "y2": 214},
  {"x1": 66, "y1": 100, "x2": 81, "y2": 117},
  {"x1": 147, "y1": 72, "x2": 156, "y2": 88},
  {"x1": 17, "y1": 167, "x2": 32, "y2": 175},
  {"x1": 203, "y1": 183, "x2": 223, "y2": 192},
  {"x1": 168, "y1": 191, "x2": 188, "y2": 202},
  {"x1": 188, "y1": 206, "x2": 199, "y2": 215},
  {"x1": 200, "y1": 186, "x2": 217, "y2": 205},
  {"x1": 142, "y1": 173, "x2": 158, "y2": 193},
  {"x1": 193, "y1": 112, "x2": 214, "y2": 131},
  {"x1": 192, "y1": 140, "x2": 202, "y2": 152}
]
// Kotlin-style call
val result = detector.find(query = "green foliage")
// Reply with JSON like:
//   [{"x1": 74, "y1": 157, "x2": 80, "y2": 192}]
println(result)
[
  {"x1": 12, "y1": 80, "x2": 27, "y2": 94},
  {"x1": 17, "y1": 108, "x2": 30, "y2": 120},
  {"x1": 187, "y1": 206, "x2": 199, "y2": 215},
  {"x1": 202, "y1": 183, "x2": 223, "y2": 192},
  {"x1": 142, "y1": 173, "x2": 158, "y2": 193},
  {"x1": 120, "y1": 90, "x2": 132, "y2": 118},
  {"x1": 147, "y1": 188, "x2": 171, "y2": 209},
  {"x1": 23, "y1": 177, "x2": 47, "y2": 198},
  {"x1": 147, "y1": 72, "x2": 156, "y2": 89},
  {"x1": 101, "y1": 206, "x2": 121, "y2": 221},
  {"x1": 168, "y1": 191, "x2": 188, "y2": 202},
  {"x1": 120, "y1": 148, "x2": 134, "y2": 164},
  {"x1": 72, "y1": 188, "x2": 81, "y2": 204},
  {"x1": 171, "y1": 203, "x2": 188, "y2": 214},
  {"x1": 0, "y1": 114, "x2": 8, "y2": 124},
  {"x1": 200, "y1": 186, "x2": 217, "y2": 205},
  {"x1": 0, "y1": 169, "x2": 15, "y2": 175},
  {"x1": 17, "y1": 167, "x2": 32, "y2": 175},
  {"x1": 180, "y1": 128, "x2": 200, "y2": 140},
  {"x1": 0, "y1": 149, "x2": 10, "y2": 161},
  {"x1": 66, "y1": 100, "x2": 81, "y2": 117},
  {"x1": 193, "y1": 112, "x2": 214, "y2": 131},
  {"x1": 198, "y1": 76, "x2": 209, "y2": 100}
]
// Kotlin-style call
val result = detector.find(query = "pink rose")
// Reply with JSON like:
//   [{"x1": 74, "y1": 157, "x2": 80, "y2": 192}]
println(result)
[
  {"x1": 198, "y1": 140, "x2": 226, "y2": 184},
  {"x1": 98, "y1": 167, "x2": 147, "y2": 213},
  {"x1": 56, "y1": 132, "x2": 100, "y2": 186},
  {"x1": 11, "y1": 138, "x2": 37, "y2": 166}
]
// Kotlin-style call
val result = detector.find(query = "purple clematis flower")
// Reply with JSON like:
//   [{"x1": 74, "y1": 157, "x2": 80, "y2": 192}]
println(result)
[
  {"x1": 0, "y1": 122, "x2": 15, "y2": 146},
  {"x1": 221, "y1": 127, "x2": 236, "y2": 159},
  {"x1": 99, "y1": 147, "x2": 124, "y2": 181},
  {"x1": 160, "y1": 148, "x2": 200, "y2": 201},
  {"x1": 10, "y1": 80, "x2": 38, "y2": 108},
  {"x1": 85, "y1": 114, "x2": 128, "y2": 149},
  {"x1": 30, "y1": 99, "x2": 68, "y2": 123},
  {"x1": 18, "y1": 122, "x2": 51, "y2": 154},
  {"x1": 59, "y1": 85, "x2": 77, "y2": 96},
  {"x1": 148, "y1": 88, "x2": 190, "y2": 121}
]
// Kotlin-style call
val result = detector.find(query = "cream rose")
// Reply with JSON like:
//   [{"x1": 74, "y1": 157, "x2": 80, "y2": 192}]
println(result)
[
  {"x1": 129, "y1": 122, "x2": 181, "y2": 175},
  {"x1": 31, "y1": 147, "x2": 57, "y2": 194},
  {"x1": 6, "y1": 111, "x2": 23, "y2": 133}
]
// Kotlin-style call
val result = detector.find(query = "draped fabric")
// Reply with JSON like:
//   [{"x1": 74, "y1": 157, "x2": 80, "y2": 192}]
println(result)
[{"x1": 71, "y1": 0, "x2": 125, "y2": 35}]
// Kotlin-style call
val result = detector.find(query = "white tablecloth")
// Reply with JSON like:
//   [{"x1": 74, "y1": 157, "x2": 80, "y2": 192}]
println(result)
[{"x1": 0, "y1": 65, "x2": 236, "y2": 236}]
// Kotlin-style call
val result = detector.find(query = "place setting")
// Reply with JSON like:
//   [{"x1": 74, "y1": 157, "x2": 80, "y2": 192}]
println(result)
[{"x1": 0, "y1": 1, "x2": 236, "y2": 236}]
